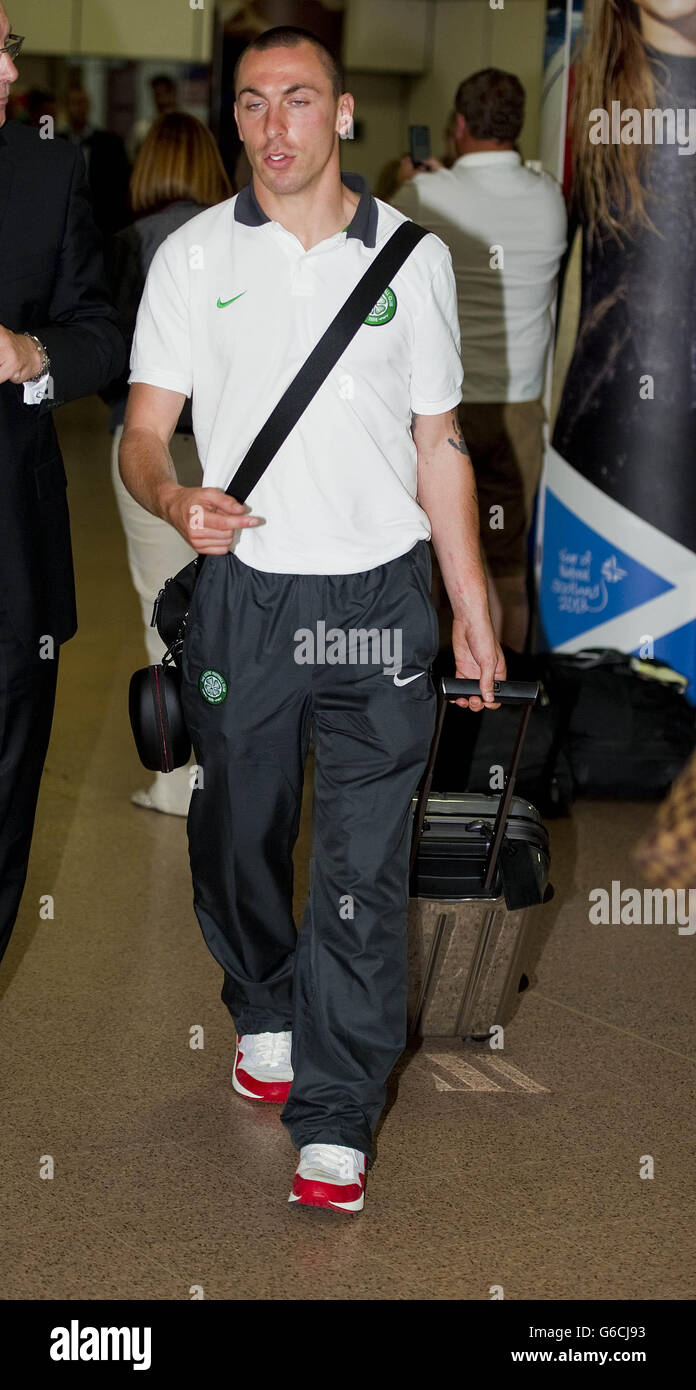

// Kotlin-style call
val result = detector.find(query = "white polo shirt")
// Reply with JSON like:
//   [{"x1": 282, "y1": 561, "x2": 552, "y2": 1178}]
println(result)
[
  {"x1": 393, "y1": 153, "x2": 567, "y2": 403},
  {"x1": 129, "y1": 173, "x2": 463, "y2": 574}
]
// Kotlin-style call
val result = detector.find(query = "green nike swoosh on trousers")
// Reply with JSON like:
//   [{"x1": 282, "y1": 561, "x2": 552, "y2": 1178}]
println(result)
[{"x1": 217, "y1": 292, "x2": 247, "y2": 308}]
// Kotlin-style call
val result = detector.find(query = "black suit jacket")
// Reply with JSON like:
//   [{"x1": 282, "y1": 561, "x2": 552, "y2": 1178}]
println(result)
[{"x1": 0, "y1": 122, "x2": 127, "y2": 647}]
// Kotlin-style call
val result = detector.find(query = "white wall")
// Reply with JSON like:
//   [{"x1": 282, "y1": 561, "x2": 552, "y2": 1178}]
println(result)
[
  {"x1": 9, "y1": 0, "x2": 213, "y2": 61},
  {"x1": 407, "y1": 0, "x2": 547, "y2": 162},
  {"x1": 341, "y1": 71, "x2": 411, "y2": 189},
  {"x1": 340, "y1": 0, "x2": 548, "y2": 192},
  {"x1": 8, "y1": 0, "x2": 75, "y2": 55}
]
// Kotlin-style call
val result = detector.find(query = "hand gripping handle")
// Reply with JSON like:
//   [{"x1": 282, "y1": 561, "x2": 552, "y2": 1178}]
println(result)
[{"x1": 409, "y1": 677, "x2": 540, "y2": 892}]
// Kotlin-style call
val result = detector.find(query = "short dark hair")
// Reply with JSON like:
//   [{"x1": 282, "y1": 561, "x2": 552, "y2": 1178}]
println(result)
[
  {"x1": 151, "y1": 74, "x2": 176, "y2": 92},
  {"x1": 455, "y1": 69, "x2": 525, "y2": 143},
  {"x1": 234, "y1": 26, "x2": 344, "y2": 102}
]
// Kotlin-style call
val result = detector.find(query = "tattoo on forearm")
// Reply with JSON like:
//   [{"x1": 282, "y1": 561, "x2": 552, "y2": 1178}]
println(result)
[
  {"x1": 448, "y1": 433, "x2": 469, "y2": 455},
  {"x1": 447, "y1": 408, "x2": 470, "y2": 457}
]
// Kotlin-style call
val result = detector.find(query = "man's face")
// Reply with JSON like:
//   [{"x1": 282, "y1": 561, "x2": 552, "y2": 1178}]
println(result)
[
  {"x1": 0, "y1": 5, "x2": 19, "y2": 128},
  {"x1": 153, "y1": 81, "x2": 175, "y2": 113},
  {"x1": 234, "y1": 43, "x2": 350, "y2": 198}
]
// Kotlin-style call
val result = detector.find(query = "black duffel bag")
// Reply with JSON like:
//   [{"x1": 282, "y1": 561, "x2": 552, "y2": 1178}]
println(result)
[
  {"x1": 540, "y1": 648, "x2": 696, "y2": 798},
  {"x1": 431, "y1": 644, "x2": 695, "y2": 810}
]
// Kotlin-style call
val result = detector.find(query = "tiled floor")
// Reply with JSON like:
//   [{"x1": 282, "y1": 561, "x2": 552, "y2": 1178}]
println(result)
[{"x1": 1, "y1": 398, "x2": 695, "y2": 1300}]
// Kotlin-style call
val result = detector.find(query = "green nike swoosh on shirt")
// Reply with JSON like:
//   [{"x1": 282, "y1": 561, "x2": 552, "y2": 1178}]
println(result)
[{"x1": 217, "y1": 292, "x2": 247, "y2": 308}]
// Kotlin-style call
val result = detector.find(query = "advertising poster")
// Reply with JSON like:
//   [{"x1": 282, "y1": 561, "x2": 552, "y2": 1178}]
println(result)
[{"x1": 536, "y1": 0, "x2": 696, "y2": 695}]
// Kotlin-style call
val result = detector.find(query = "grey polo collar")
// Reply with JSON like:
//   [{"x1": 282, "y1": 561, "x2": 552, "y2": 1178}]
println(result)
[{"x1": 234, "y1": 171, "x2": 378, "y2": 248}]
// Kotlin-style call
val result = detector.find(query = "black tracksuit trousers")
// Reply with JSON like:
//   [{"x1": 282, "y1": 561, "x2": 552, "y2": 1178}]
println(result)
[{"x1": 181, "y1": 539, "x2": 439, "y2": 1161}]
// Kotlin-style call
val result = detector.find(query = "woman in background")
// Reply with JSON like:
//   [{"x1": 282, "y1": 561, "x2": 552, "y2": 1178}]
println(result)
[
  {"x1": 551, "y1": 0, "x2": 696, "y2": 680},
  {"x1": 106, "y1": 113, "x2": 232, "y2": 817}
]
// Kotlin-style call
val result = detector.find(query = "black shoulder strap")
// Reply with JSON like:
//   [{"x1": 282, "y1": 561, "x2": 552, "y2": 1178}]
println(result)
[{"x1": 227, "y1": 219, "x2": 429, "y2": 503}]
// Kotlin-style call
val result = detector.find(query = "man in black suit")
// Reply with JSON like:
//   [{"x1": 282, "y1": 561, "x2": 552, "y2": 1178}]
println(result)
[{"x1": 0, "y1": 9, "x2": 126, "y2": 965}]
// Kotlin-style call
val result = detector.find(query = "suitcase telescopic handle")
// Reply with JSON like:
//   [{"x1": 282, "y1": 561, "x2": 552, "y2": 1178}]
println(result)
[
  {"x1": 441, "y1": 677, "x2": 539, "y2": 706},
  {"x1": 409, "y1": 677, "x2": 540, "y2": 893}
]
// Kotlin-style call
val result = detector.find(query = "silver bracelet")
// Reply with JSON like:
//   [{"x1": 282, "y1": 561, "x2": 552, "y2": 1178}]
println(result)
[{"x1": 22, "y1": 332, "x2": 50, "y2": 383}]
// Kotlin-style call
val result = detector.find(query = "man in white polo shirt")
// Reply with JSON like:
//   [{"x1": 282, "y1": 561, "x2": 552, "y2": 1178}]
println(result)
[
  {"x1": 395, "y1": 69, "x2": 567, "y2": 651},
  {"x1": 120, "y1": 26, "x2": 504, "y2": 1213}
]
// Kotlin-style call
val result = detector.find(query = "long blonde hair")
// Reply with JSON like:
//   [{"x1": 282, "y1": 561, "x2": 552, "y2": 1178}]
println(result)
[
  {"x1": 571, "y1": 0, "x2": 667, "y2": 242},
  {"x1": 130, "y1": 112, "x2": 232, "y2": 216}
]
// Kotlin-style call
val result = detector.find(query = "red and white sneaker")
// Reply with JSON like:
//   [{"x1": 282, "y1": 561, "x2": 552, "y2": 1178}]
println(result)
[
  {"x1": 233, "y1": 1031, "x2": 293, "y2": 1104},
  {"x1": 288, "y1": 1144, "x2": 367, "y2": 1212}
]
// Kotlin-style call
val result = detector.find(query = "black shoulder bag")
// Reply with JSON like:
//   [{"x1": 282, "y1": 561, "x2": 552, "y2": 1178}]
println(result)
[{"x1": 128, "y1": 219, "x2": 429, "y2": 773}]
